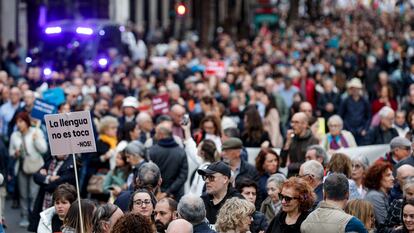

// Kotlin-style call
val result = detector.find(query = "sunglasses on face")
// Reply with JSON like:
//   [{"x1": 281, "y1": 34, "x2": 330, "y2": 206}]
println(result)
[
  {"x1": 202, "y1": 175, "x2": 218, "y2": 182},
  {"x1": 278, "y1": 193, "x2": 299, "y2": 202}
]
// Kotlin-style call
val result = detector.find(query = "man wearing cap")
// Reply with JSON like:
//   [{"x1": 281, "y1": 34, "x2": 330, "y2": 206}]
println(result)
[
  {"x1": 378, "y1": 136, "x2": 412, "y2": 169},
  {"x1": 198, "y1": 161, "x2": 242, "y2": 224},
  {"x1": 338, "y1": 78, "x2": 371, "y2": 145},
  {"x1": 220, "y1": 137, "x2": 259, "y2": 186}
]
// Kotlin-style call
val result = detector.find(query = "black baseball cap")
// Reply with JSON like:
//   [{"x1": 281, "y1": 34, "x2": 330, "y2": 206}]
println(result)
[{"x1": 197, "y1": 161, "x2": 231, "y2": 178}]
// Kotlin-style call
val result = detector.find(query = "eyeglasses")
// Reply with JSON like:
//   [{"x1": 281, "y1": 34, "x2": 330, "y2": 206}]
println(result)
[
  {"x1": 278, "y1": 193, "x2": 299, "y2": 202},
  {"x1": 133, "y1": 199, "x2": 152, "y2": 206},
  {"x1": 352, "y1": 164, "x2": 362, "y2": 169},
  {"x1": 202, "y1": 175, "x2": 218, "y2": 182}
]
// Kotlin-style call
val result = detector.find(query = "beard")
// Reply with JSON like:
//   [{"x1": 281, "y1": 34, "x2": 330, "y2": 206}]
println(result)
[{"x1": 155, "y1": 220, "x2": 168, "y2": 233}]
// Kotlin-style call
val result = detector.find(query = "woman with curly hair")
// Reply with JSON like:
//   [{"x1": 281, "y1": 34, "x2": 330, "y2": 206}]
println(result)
[
  {"x1": 266, "y1": 177, "x2": 315, "y2": 233},
  {"x1": 215, "y1": 197, "x2": 255, "y2": 233},
  {"x1": 364, "y1": 161, "x2": 394, "y2": 229},
  {"x1": 241, "y1": 106, "x2": 271, "y2": 147},
  {"x1": 111, "y1": 213, "x2": 155, "y2": 233}
]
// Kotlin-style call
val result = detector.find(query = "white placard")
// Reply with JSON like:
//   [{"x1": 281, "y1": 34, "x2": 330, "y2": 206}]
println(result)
[{"x1": 45, "y1": 111, "x2": 97, "y2": 155}]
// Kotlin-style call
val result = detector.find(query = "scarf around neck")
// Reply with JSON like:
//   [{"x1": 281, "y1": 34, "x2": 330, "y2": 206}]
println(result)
[{"x1": 99, "y1": 134, "x2": 118, "y2": 149}]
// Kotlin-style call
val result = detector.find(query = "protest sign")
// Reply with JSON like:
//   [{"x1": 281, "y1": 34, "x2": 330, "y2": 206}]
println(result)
[
  {"x1": 204, "y1": 60, "x2": 227, "y2": 78},
  {"x1": 45, "y1": 111, "x2": 96, "y2": 155},
  {"x1": 31, "y1": 99, "x2": 57, "y2": 120},
  {"x1": 42, "y1": 87, "x2": 66, "y2": 106},
  {"x1": 152, "y1": 94, "x2": 170, "y2": 115}
]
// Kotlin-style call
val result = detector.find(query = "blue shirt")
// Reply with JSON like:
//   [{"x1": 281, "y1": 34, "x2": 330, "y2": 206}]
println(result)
[
  {"x1": 345, "y1": 217, "x2": 368, "y2": 233},
  {"x1": 339, "y1": 96, "x2": 371, "y2": 134},
  {"x1": 0, "y1": 101, "x2": 21, "y2": 136}
]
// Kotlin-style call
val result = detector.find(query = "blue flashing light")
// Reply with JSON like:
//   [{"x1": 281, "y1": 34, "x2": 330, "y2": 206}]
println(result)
[
  {"x1": 76, "y1": 27, "x2": 93, "y2": 35},
  {"x1": 25, "y1": 57, "x2": 32, "y2": 63},
  {"x1": 45, "y1": 27, "x2": 62, "y2": 34}
]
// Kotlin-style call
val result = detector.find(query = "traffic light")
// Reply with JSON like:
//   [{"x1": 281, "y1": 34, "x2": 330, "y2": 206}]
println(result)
[{"x1": 176, "y1": 3, "x2": 187, "y2": 16}]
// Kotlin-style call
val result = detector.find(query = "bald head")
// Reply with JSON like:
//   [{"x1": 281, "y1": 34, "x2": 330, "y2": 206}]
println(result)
[
  {"x1": 170, "y1": 104, "x2": 186, "y2": 125},
  {"x1": 166, "y1": 219, "x2": 193, "y2": 233},
  {"x1": 299, "y1": 101, "x2": 313, "y2": 119},
  {"x1": 397, "y1": 165, "x2": 414, "y2": 186},
  {"x1": 291, "y1": 112, "x2": 309, "y2": 136}
]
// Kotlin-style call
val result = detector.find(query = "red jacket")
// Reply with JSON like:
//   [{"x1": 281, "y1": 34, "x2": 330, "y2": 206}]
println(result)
[{"x1": 293, "y1": 78, "x2": 316, "y2": 108}]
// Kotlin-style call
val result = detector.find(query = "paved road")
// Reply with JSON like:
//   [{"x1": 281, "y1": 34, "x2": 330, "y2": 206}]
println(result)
[{"x1": 4, "y1": 199, "x2": 29, "y2": 233}]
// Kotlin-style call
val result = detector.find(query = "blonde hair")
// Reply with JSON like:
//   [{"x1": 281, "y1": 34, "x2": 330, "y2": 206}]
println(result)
[
  {"x1": 99, "y1": 116, "x2": 119, "y2": 134},
  {"x1": 215, "y1": 198, "x2": 255, "y2": 232},
  {"x1": 344, "y1": 199, "x2": 374, "y2": 231}
]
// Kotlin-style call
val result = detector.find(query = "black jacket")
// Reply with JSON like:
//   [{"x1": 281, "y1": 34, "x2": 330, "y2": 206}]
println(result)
[
  {"x1": 251, "y1": 211, "x2": 268, "y2": 233},
  {"x1": 0, "y1": 140, "x2": 8, "y2": 187},
  {"x1": 235, "y1": 159, "x2": 260, "y2": 186},
  {"x1": 28, "y1": 155, "x2": 76, "y2": 232},
  {"x1": 365, "y1": 126, "x2": 399, "y2": 145},
  {"x1": 149, "y1": 137, "x2": 188, "y2": 200},
  {"x1": 265, "y1": 210, "x2": 310, "y2": 233},
  {"x1": 193, "y1": 221, "x2": 217, "y2": 233},
  {"x1": 201, "y1": 187, "x2": 243, "y2": 224}
]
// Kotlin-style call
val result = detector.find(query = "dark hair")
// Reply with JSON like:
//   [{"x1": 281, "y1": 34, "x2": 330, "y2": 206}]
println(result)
[
  {"x1": 401, "y1": 198, "x2": 414, "y2": 232},
  {"x1": 53, "y1": 183, "x2": 77, "y2": 204},
  {"x1": 223, "y1": 127, "x2": 240, "y2": 138},
  {"x1": 242, "y1": 106, "x2": 265, "y2": 145},
  {"x1": 63, "y1": 199, "x2": 96, "y2": 233},
  {"x1": 16, "y1": 111, "x2": 31, "y2": 128},
  {"x1": 264, "y1": 93, "x2": 278, "y2": 116},
  {"x1": 324, "y1": 173, "x2": 349, "y2": 201},
  {"x1": 92, "y1": 203, "x2": 120, "y2": 233},
  {"x1": 158, "y1": 197, "x2": 178, "y2": 212},
  {"x1": 118, "y1": 121, "x2": 137, "y2": 142},
  {"x1": 199, "y1": 114, "x2": 222, "y2": 136},
  {"x1": 114, "y1": 151, "x2": 132, "y2": 180},
  {"x1": 111, "y1": 213, "x2": 155, "y2": 233},
  {"x1": 128, "y1": 188, "x2": 157, "y2": 212},
  {"x1": 282, "y1": 177, "x2": 315, "y2": 213},
  {"x1": 236, "y1": 178, "x2": 258, "y2": 194},
  {"x1": 200, "y1": 139, "x2": 217, "y2": 163},
  {"x1": 364, "y1": 161, "x2": 393, "y2": 190},
  {"x1": 255, "y1": 148, "x2": 280, "y2": 176}
]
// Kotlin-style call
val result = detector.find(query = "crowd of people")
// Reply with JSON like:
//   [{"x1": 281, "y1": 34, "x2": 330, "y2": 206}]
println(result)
[{"x1": 2, "y1": 2, "x2": 414, "y2": 233}]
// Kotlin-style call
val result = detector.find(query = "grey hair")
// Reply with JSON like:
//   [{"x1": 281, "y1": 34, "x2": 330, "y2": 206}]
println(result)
[
  {"x1": 378, "y1": 106, "x2": 394, "y2": 119},
  {"x1": 307, "y1": 145, "x2": 328, "y2": 166},
  {"x1": 267, "y1": 173, "x2": 286, "y2": 189},
  {"x1": 403, "y1": 177, "x2": 414, "y2": 197},
  {"x1": 327, "y1": 115, "x2": 343, "y2": 128},
  {"x1": 301, "y1": 160, "x2": 324, "y2": 181},
  {"x1": 136, "y1": 162, "x2": 161, "y2": 191},
  {"x1": 351, "y1": 155, "x2": 370, "y2": 170},
  {"x1": 177, "y1": 195, "x2": 206, "y2": 225},
  {"x1": 99, "y1": 116, "x2": 119, "y2": 134},
  {"x1": 324, "y1": 173, "x2": 349, "y2": 201},
  {"x1": 136, "y1": 112, "x2": 152, "y2": 124}
]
